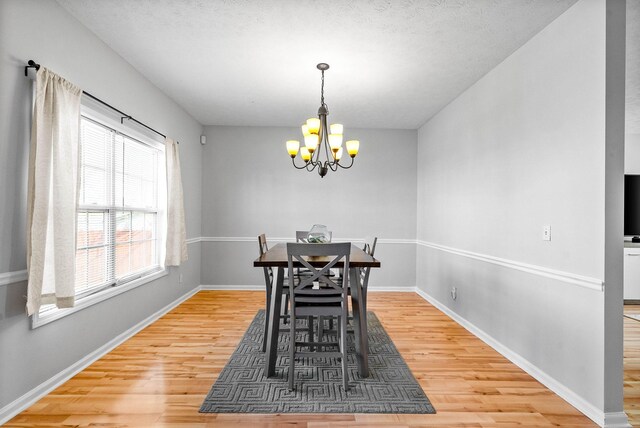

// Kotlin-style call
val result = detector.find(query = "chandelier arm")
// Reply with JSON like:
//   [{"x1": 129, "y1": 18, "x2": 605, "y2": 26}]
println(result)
[
  {"x1": 327, "y1": 160, "x2": 339, "y2": 172},
  {"x1": 315, "y1": 139, "x2": 323, "y2": 163},
  {"x1": 306, "y1": 158, "x2": 318, "y2": 172},
  {"x1": 291, "y1": 157, "x2": 312, "y2": 170},
  {"x1": 335, "y1": 156, "x2": 355, "y2": 169},
  {"x1": 305, "y1": 160, "x2": 318, "y2": 172}
]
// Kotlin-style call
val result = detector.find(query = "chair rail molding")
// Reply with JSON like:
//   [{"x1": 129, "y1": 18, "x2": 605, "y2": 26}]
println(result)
[
  {"x1": 3, "y1": 238, "x2": 603, "y2": 292},
  {"x1": 199, "y1": 237, "x2": 603, "y2": 291},
  {"x1": 199, "y1": 236, "x2": 415, "y2": 245},
  {"x1": 0, "y1": 269, "x2": 27, "y2": 287},
  {"x1": 0, "y1": 238, "x2": 201, "y2": 288},
  {"x1": 416, "y1": 240, "x2": 604, "y2": 292}
]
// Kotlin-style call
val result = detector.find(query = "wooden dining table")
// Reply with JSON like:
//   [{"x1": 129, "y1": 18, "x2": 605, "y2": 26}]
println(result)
[{"x1": 254, "y1": 242, "x2": 381, "y2": 378}]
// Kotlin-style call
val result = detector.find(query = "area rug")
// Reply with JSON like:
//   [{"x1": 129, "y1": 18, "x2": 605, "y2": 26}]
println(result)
[{"x1": 199, "y1": 310, "x2": 435, "y2": 414}]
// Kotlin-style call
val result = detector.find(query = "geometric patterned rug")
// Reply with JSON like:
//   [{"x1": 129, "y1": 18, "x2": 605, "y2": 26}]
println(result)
[{"x1": 200, "y1": 310, "x2": 435, "y2": 414}]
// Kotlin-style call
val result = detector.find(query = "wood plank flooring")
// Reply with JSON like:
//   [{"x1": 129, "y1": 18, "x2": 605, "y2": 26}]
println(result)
[
  {"x1": 624, "y1": 304, "x2": 640, "y2": 426},
  {"x1": 6, "y1": 291, "x2": 598, "y2": 427}
]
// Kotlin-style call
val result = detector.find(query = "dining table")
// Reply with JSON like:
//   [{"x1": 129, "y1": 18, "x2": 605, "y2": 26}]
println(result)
[{"x1": 254, "y1": 242, "x2": 381, "y2": 378}]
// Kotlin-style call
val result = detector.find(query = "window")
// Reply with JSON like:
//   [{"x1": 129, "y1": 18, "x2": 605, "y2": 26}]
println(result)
[
  {"x1": 33, "y1": 110, "x2": 166, "y2": 328},
  {"x1": 75, "y1": 116, "x2": 164, "y2": 297}
]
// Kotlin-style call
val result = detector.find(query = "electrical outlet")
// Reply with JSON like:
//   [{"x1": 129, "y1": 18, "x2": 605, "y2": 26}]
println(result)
[
  {"x1": 451, "y1": 286, "x2": 457, "y2": 301},
  {"x1": 179, "y1": 274, "x2": 183, "y2": 284},
  {"x1": 543, "y1": 225, "x2": 551, "y2": 241}
]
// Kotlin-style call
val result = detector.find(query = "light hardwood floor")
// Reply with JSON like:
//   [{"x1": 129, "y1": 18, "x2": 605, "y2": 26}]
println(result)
[
  {"x1": 624, "y1": 305, "x2": 640, "y2": 426},
  {"x1": 6, "y1": 291, "x2": 598, "y2": 427}
]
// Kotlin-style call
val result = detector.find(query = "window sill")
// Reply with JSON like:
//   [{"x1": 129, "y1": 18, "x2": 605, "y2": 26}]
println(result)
[{"x1": 31, "y1": 269, "x2": 168, "y2": 329}]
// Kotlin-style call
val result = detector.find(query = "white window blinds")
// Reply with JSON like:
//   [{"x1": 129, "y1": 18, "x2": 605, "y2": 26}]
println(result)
[{"x1": 76, "y1": 117, "x2": 162, "y2": 295}]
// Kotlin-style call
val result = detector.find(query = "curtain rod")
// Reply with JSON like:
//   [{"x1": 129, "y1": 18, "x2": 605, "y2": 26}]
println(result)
[{"x1": 25, "y1": 60, "x2": 177, "y2": 143}]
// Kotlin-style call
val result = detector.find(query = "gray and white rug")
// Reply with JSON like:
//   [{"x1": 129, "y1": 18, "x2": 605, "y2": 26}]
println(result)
[{"x1": 200, "y1": 310, "x2": 435, "y2": 414}]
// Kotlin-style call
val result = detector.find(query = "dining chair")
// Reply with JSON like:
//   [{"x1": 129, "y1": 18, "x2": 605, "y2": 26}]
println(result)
[
  {"x1": 296, "y1": 229, "x2": 338, "y2": 332},
  {"x1": 322, "y1": 236, "x2": 377, "y2": 336},
  {"x1": 258, "y1": 234, "x2": 291, "y2": 352},
  {"x1": 286, "y1": 242, "x2": 351, "y2": 391},
  {"x1": 293, "y1": 231, "x2": 312, "y2": 278},
  {"x1": 359, "y1": 236, "x2": 378, "y2": 315},
  {"x1": 363, "y1": 236, "x2": 378, "y2": 259},
  {"x1": 295, "y1": 230, "x2": 309, "y2": 243},
  {"x1": 294, "y1": 229, "x2": 333, "y2": 278}
]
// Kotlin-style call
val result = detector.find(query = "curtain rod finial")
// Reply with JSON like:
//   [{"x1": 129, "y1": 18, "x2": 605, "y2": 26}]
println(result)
[{"x1": 25, "y1": 60, "x2": 40, "y2": 77}]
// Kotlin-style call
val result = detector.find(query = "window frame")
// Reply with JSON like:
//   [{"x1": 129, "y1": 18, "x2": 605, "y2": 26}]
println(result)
[{"x1": 32, "y1": 99, "x2": 167, "y2": 329}]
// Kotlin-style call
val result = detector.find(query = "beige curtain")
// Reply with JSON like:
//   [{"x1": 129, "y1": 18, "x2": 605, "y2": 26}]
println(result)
[
  {"x1": 165, "y1": 137, "x2": 188, "y2": 266},
  {"x1": 26, "y1": 68, "x2": 82, "y2": 315}
]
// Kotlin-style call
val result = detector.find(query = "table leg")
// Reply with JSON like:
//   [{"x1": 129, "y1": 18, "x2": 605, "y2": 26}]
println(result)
[
  {"x1": 349, "y1": 267, "x2": 369, "y2": 377},
  {"x1": 262, "y1": 281, "x2": 271, "y2": 352},
  {"x1": 265, "y1": 267, "x2": 284, "y2": 377}
]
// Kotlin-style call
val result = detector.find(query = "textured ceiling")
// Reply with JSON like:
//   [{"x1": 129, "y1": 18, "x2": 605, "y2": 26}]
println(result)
[{"x1": 54, "y1": 0, "x2": 628, "y2": 131}]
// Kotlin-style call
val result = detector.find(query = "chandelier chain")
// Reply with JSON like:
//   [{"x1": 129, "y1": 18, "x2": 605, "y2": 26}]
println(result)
[{"x1": 320, "y1": 70, "x2": 325, "y2": 106}]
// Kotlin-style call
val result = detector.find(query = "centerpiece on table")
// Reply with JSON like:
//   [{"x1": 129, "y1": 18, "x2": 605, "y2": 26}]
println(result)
[{"x1": 307, "y1": 224, "x2": 331, "y2": 243}]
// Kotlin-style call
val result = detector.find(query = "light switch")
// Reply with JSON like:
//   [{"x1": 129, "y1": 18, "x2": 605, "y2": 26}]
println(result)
[{"x1": 543, "y1": 225, "x2": 551, "y2": 241}]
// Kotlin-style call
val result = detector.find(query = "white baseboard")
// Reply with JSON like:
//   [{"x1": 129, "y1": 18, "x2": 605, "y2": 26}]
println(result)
[
  {"x1": 0, "y1": 287, "x2": 200, "y2": 426},
  {"x1": 413, "y1": 287, "x2": 627, "y2": 428},
  {"x1": 368, "y1": 285, "x2": 415, "y2": 292},
  {"x1": 200, "y1": 284, "x2": 263, "y2": 291},
  {"x1": 603, "y1": 412, "x2": 632, "y2": 428},
  {"x1": 199, "y1": 284, "x2": 416, "y2": 292}
]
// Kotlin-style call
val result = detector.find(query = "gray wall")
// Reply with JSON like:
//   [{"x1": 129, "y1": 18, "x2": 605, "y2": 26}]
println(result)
[
  {"x1": 0, "y1": 0, "x2": 203, "y2": 411},
  {"x1": 201, "y1": 126, "x2": 417, "y2": 289},
  {"x1": 603, "y1": 0, "x2": 626, "y2": 416},
  {"x1": 625, "y1": 133, "x2": 640, "y2": 173},
  {"x1": 416, "y1": 0, "x2": 621, "y2": 418}
]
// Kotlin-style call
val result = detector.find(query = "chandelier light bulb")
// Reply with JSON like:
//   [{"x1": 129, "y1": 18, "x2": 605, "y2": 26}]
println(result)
[
  {"x1": 286, "y1": 140, "x2": 300, "y2": 158},
  {"x1": 300, "y1": 146, "x2": 311, "y2": 162},
  {"x1": 335, "y1": 147, "x2": 343, "y2": 161},
  {"x1": 329, "y1": 134, "x2": 342, "y2": 152},
  {"x1": 306, "y1": 118, "x2": 320, "y2": 134},
  {"x1": 346, "y1": 140, "x2": 360, "y2": 157},
  {"x1": 304, "y1": 134, "x2": 319, "y2": 152},
  {"x1": 330, "y1": 123, "x2": 343, "y2": 135}
]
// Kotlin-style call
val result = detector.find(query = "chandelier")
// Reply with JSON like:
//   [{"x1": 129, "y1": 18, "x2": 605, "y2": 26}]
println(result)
[{"x1": 286, "y1": 63, "x2": 359, "y2": 178}]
